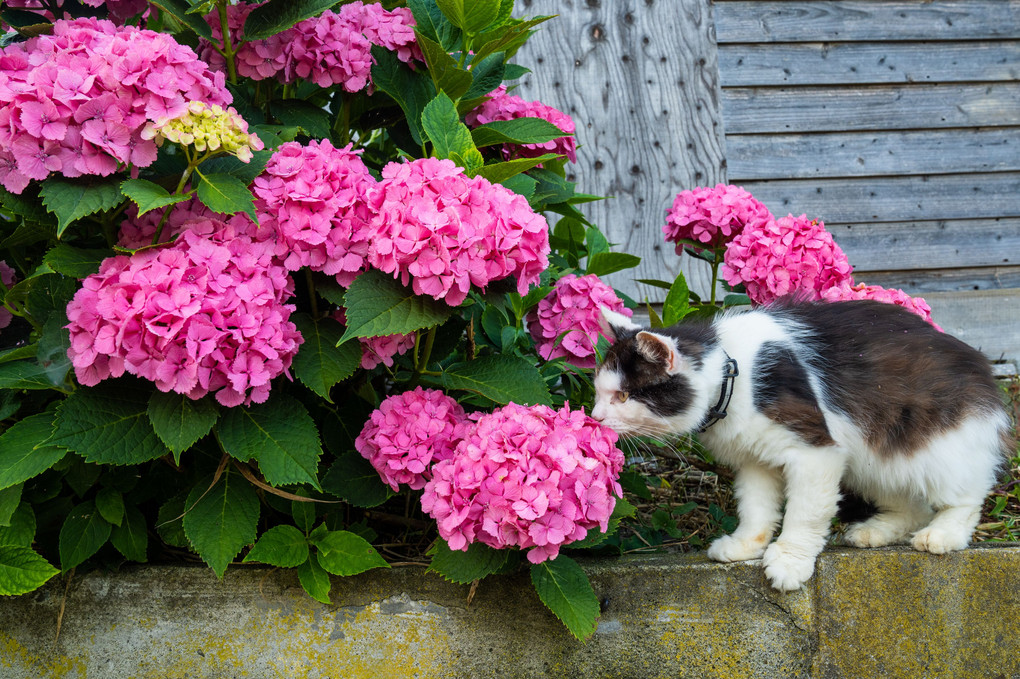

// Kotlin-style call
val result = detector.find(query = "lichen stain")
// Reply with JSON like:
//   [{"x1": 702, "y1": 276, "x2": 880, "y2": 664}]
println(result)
[{"x1": 0, "y1": 633, "x2": 86, "y2": 679}]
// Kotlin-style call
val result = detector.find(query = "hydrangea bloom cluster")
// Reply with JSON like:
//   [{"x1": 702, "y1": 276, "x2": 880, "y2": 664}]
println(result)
[
  {"x1": 822, "y1": 282, "x2": 942, "y2": 330},
  {"x1": 253, "y1": 140, "x2": 376, "y2": 284},
  {"x1": 527, "y1": 274, "x2": 632, "y2": 368},
  {"x1": 367, "y1": 157, "x2": 550, "y2": 306},
  {"x1": 466, "y1": 85, "x2": 577, "y2": 163},
  {"x1": 116, "y1": 196, "x2": 269, "y2": 250},
  {"x1": 331, "y1": 308, "x2": 415, "y2": 370},
  {"x1": 141, "y1": 102, "x2": 263, "y2": 162},
  {"x1": 200, "y1": 1, "x2": 419, "y2": 92},
  {"x1": 663, "y1": 184, "x2": 773, "y2": 253},
  {"x1": 722, "y1": 214, "x2": 853, "y2": 305},
  {"x1": 421, "y1": 403, "x2": 624, "y2": 564},
  {"x1": 0, "y1": 261, "x2": 16, "y2": 331},
  {"x1": 0, "y1": 18, "x2": 230, "y2": 193},
  {"x1": 355, "y1": 388, "x2": 466, "y2": 492},
  {"x1": 66, "y1": 217, "x2": 302, "y2": 407}
]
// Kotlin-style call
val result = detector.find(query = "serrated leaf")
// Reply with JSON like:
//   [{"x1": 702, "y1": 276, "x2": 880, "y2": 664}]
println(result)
[
  {"x1": 422, "y1": 92, "x2": 478, "y2": 162},
  {"x1": 270, "y1": 100, "x2": 331, "y2": 139},
  {"x1": 297, "y1": 554, "x2": 331, "y2": 604},
  {"x1": 95, "y1": 488, "x2": 125, "y2": 527},
  {"x1": 314, "y1": 530, "x2": 389, "y2": 576},
  {"x1": 147, "y1": 391, "x2": 219, "y2": 461},
  {"x1": 39, "y1": 177, "x2": 124, "y2": 238},
  {"x1": 243, "y1": 525, "x2": 309, "y2": 568},
  {"x1": 216, "y1": 394, "x2": 322, "y2": 490},
  {"x1": 111, "y1": 505, "x2": 148, "y2": 562},
  {"x1": 427, "y1": 539, "x2": 508, "y2": 584},
  {"x1": 291, "y1": 489, "x2": 316, "y2": 533},
  {"x1": 0, "y1": 545, "x2": 59, "y2": 595},
  {"x1": 470, "y1": 154, "x2": 560, "y2": 183},
  {"x1": 37, "y1": 314, "x2": 72, "y2": 389},
  {"x1": 586, "y1": 252, "x2": 641, "y2": 278},
  {"x1": 662, "y1": 272, "x2": 691, "y2": 326},
  {"x1": 120, "y1": 179, "x2": 191, "y2": 217},
  {"x1": 0, "y1": 360, "x2": 57, "y2": 391},
  {"x1": 59, "y1": 500, "x2": 112, "y2": 571},
  {"x1": 195, "y1": 172, "x2": 257, "y2": 221},
  {"x1": 50, "y1": 382, "x2": 171, "y2": 465},
  {"x1": 291, "y1": 314, "x2": 360, "y2": 402},
  {"x1": 471, "y1": 118, "x2": 566, "y2": 148},
  {"x1": 320, "y1": 451, "x2": 392, "y2": 508},
  {"x1": 436, "y1": 0, "x2": 500, "y2": 34},
  {"x1": 0, "y1": 504, "x2": 35, "y2": 547},
  {"x1": 0, "y1": 345, "x2": 37, "y2": 366},
  {"x1": 149, "y1": 0, "x2": 214, "y2": 38},
  {"x1": 182, "y1": 469, "x2": 260, "y2": 578},
  {"x1": 156, "y1": 494, "x2": 189, "y2": 549},
  {"x1": 407, "y1": 0, "x2": 460, "y2": 50},
  {"x1": 499, "y1": 173, "x2": 537, "y2": 200},
  {"x1": 0, "y1": 412, "x2": 67, "y2": 490},
  {"x1": 371, "y1": 46, "x2": 437, "y2": 146},
  {"x1": 462, "y1": 52, "x2": 506, "y2": 101},
  {"x1": 339, "y1": 270, "x2": 453, "y2": 344},
  {"x1": 244, "y1": 0, "x2": 336, "y2": 40},
  {"x1": 0, "y1": 485, "x2": 22, "y2": 526},
  {"x1": 43, "y1": 244, "x2": 113, "y2": 278},
  {"x1": 530, "y1": 555, "x2": 600, "y2": 641},
  {"x1": 6, "y1": 271, "x2": 78, "y2": 328},
  {"x1": 198, "y1": 150, "x2": 273, "y2": 184},
  {"x1": 415, "y1": 30, "x2": 472, "y2": 101},
  {"x1": 442, "y1": 355, "x2": 551, "y2": 406},
  {"x1": 0, "y1": 185, "x2": 57, "y2": 228}
]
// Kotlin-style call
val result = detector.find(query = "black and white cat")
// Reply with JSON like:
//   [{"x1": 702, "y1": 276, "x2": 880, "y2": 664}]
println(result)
[{"x1": 592, "y1": 299, "x2": 1011, "y2": 591}]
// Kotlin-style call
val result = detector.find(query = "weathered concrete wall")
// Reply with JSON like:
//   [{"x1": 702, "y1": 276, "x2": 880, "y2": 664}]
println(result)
[{"x1": 1, "y1": 546, "x2": 1018, "y2": 678}]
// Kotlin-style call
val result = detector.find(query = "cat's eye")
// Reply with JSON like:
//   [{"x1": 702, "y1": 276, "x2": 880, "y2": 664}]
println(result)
[{"x1": 617, "y1": 392, "x2": 629, "y2": 403}]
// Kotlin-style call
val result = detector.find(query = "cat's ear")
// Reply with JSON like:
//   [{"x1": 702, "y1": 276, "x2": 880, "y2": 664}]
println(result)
[
  {"x1": 599, "y1": 307, "x2": 641, "y2": 341},
  {"x1": 636, "y1": 331, "x2": 688, "y2": 375}
]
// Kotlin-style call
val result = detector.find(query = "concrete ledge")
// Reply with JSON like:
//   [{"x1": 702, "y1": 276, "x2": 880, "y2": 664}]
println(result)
[{"x1": 1, "y1": 546, "x2": 1018, "y2": 678}]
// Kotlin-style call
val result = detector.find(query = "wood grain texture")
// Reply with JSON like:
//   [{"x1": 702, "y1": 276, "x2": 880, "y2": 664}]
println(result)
[
  {"x1": 922, "y1": 289, "x2": 1020, "y2": 360},
  {"x1": 727, "y1": 128, "x2": 1020, "y2": 180},
  {"x1": 513, "y1": 0, "x2": 727, "y2": 301},
  {"x1": 718, "y1": 41, "x2": 1020, "y2": 87},
  {"x1": 858, "y1": 266, "x2": 1020, "y2": 293},
  {"x1": 743, "y1": 173, "x2": 1020, "y2": 223},
  {"x1": 713, "y1": 1, "x2": 1020, "y2": 43},
  {"x1": 722, "y1": 83, "x2": 1020, "y2": 133}
]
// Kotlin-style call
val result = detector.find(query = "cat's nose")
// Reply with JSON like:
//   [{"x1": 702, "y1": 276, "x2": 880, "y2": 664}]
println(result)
[{"x1": 590, "y1": 404, "x2": 605, "y2": 421}]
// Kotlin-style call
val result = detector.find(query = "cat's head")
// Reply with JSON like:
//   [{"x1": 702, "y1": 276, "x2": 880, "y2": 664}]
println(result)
[{"x1": 591, "y1": 308, "x2": 720, "y2": 436}]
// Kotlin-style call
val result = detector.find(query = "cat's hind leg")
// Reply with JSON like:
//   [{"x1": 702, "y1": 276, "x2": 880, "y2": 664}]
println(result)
[
  {"x1": 707, "y1": 463, "x2": 783, "y2": 563},
  {"x1": 911, "y1": 503, "x2": 982, "y2": 554},
  {"x1": 844, "y1": 497, "x2": 934, "y2": 548}
]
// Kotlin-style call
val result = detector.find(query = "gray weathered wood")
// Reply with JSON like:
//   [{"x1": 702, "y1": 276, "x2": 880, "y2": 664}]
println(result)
[
  {"x1": 513, "y1": 0, "x2": 727, "y2": 301},
  {"x1": 922, "y1": 289, "x2": 1020, "y2": 360},
  {"x1": 722, "y1": 83, "x2": 1020, "y2": 133},
  {"x1": 718, "y1": 41, "x2": 1020, "y2": 86},
  {"x1": 742, "y1": 173, "x2": 1020, "y2": 223},
  {"x1": 727, "y1": 129, "x2": 1020, "y2": 180},
  {"x1": 713, "y1": 1, "x2": 1020, "y2": 43},
  {"x1": 857, "y1": 266, "x2": 1020, "y2": 293},
  {"x1": 828, "y1": 219, "x2": 1020, "y2": 271}
]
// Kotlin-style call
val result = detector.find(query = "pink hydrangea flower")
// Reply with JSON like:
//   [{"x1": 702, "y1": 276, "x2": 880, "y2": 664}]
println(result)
[
  {"x1": 466, "y1": 85, "x2": 577, "y2": 163},
  {"x1": 0, "y1": 260, "x2": 16, "y2": 331},
  {"x1": 421, "y1": 403, "x2": 624, "y2": 564},
  {"x1": 527, "y1": 274, "x2": 632, "y2": 368},
  {"x1": 66, "y1": 217, "x2": 302, "y2": 407},
  {"x1": 663, "y1": 184, "x2": 773, "y2": 253},
  {"x1": 821, "y1": 282, "x2": 943, "y2": 331},
  {"x1": 253, "y1": 139, "x2": 377, "y2": 285},
  {"x1": 355, "y1": 387, "x2": 466, "y2": 491},
  {"x1": 331, "y1": 308, "x2": 416, "y2": 370},
  {"x1": 0, "y1": 18, "x2": 230, "y2": 192},
  {"x1": 722, "y1": 214, "x2": 854, "y2": 305},
  {"x1": 367, "y1": 157, "x2": 550, "y2": 306}
]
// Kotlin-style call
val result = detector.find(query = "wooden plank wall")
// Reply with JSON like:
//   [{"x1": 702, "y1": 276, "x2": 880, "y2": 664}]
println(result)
[{"x1": 714, "y1": 0, "x2": 1020, "y2": 360}]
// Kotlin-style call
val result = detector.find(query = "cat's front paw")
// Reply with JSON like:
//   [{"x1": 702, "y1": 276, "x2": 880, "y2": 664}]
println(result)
[
  {"x1": 707, "y1": 534, "x2": 769, "y2": 563},
  {"x1": 910, "y1": 526, "x2": 969, "y2": 554},
  {"x1": 761, "y1": 542, "x2": 816, "y2": 591}
]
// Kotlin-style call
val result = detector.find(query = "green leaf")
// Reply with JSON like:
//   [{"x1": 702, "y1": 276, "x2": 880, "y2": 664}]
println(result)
[
  {"x1": 370, "y1": 46, "x2": 437, "y2": 146},
  {"x1": 195, "y1": 172, "x2": 257, "y2": 221},
  {"x1": 321, "y1": 451, "x2": 392, "y2": 508},
  {"x1": 95, "y1": 488, "x2": 125, "y2": 527},
  {"x1": 436, "y1": 0, "x2": 500, "y2": 33},
  {"x1": 0, "y1": 412, "x2": 67, "y2": 491},
  {"x1": 313, "y1": 530, "x2": 389, "y2": 576},
  {"x1": 662, "y1": 272, "x2": 691, "y2": 326},
  {"x1": 156, "y1": 494, "x2": 189, "y2": 549},
  {"x1": 415, "y1": 30, "x2": 473, "y2": 101},
  {"x1": 407, "y1": 0, "x2": 460, "y2": 50},
  {"x1": 291, "y1": 314, "x2": 360, "y2": 402},
  {"x1": 120, "y1": 179, "x2": 191, "y2": 217},
  {"x1": 216, "y1": 393, "x2": 322, "y2": 490},
  {"x1": 530, "y1": 167, "x2": 577, "y2": 204},
  {"x1": 471, "y1": 118, "x2": 567, "y2": 148},
  {"x1": 0, "y1": 186, "x2": 57, "y2": 229},
  {"x1": 585, "y1": 227, "x2": 610, "y2": 257},
  {"x1": 50, "y1": 381, "x2": 171, "y2": 466},
  {"x1": 182, "y1": 469, "x2": 260, "y2": 578},
  {"x1": 149, "y1": 0, "x2": 214, "y2": 38},
  {"x1": 59, "y1": 501, "x2": 112, "y2": 571},
  {"x1": 0, "y1": 361, "x2": 57, "y2": 391},
  {"x1": 37, "y1": 314, "x2": 72, "y2": 389},
  {"x1": 291, "y1": 491, "x2": 316, "y2": 533},
  {"x1": 568, "y1": 497, "x2": 636, "y2": 549},
  {"x1": 0, "y1": 504, "x2": 35, "y2": 547},
  {"x1": 147, "y1": 391, "x2": 219, "y2": 461},
  {"x1": 462, "y1": 52, "x2": 506, "y2": 101},
  {"x1": 586, "y1": 252, "x2": 641, "y2": 278},
  {"x1": 243, "y1": 525, "x2": 309, "y2": 568},
  {"x1": 244, "y1": 0, "x2": 336, "y2": 40},
  {"x1": 530, "y1": 556, "x2": 600, "y2": 641},
  {"x1": 0, "y1": 345, "x2": 37, "y2": 366},
  {"x1": 6, "y1": 272, "x2": 78, "y2": 327},
  {"x1": 111, "y1": 505, "x2": 148, "y2": 562},
  {"x1": 43, "y1": 244, "x2": 113, "y2": 278},
  {"x1": 0, "y1": 546, "x2": 59, "y2": 596},
  {"x1": 339, "y1": 270, "x2": 453, "y2": 344},
  {"x1": 442, "y1": 355, "x2": 551, "y2": 406},
  {"x1": 0, "y1": 485, "x2": 22, "y2": 526},
  {"x1": 499, "y1": 173, "x2": 537, "y2": 201},
  {"x1": 470, "y1": 154, "x2": 561, "y2": 184},
  {"x1": 297, "y1": 554, "x2": 331, "y2": 604},
  {"x1": 422, "y1": 92, "x2": 478, "y2": 162},
  {"x1": 427, "y1": 539, "x2": 508, "y2": 584},
  {"x1": 270, "y1": 100, "x2": 331, "y2": 140},
  {"x1": 39, "y1": 177, "x2": 123, "y2": 238},
  {"x1": 198, "y1": 150, "x2": 273, "y2": 184}
]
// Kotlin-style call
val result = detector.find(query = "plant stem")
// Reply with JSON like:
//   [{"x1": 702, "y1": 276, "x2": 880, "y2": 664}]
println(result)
[
  {"x1": 710, "y1": 257, "x2": 720, "y2": 307},
  {"x1": 152, "y1": 154, "x2": 197, "y2": 245},
  {"x1": 304, "y1": 268, "x2": 320, "y2": 319},
  {"x1": 407, "y1": 325, "x2": 438, "y2": 389},
  {"x1": 217, "y1": 0, "x2": 238, "y2": 84}
]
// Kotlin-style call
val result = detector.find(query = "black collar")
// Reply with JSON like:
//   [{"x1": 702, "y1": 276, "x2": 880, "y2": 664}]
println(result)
[{"x1": 697, "y1": 354, "x2": 739, "y2": 432}]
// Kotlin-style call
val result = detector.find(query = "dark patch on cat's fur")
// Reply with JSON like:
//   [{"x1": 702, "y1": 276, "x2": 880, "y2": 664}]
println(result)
[
  {"x1": 773, "y1": 299, "x2": 1002, "y2": 457},
  {"x1": 753, "y1": 342, "x2": 835, "y2": 447}
]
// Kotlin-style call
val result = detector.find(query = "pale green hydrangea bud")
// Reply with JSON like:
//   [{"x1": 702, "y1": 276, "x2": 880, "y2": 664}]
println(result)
[{"x1": 142, "y1": 102, "x2": 264, "y2": 162}]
